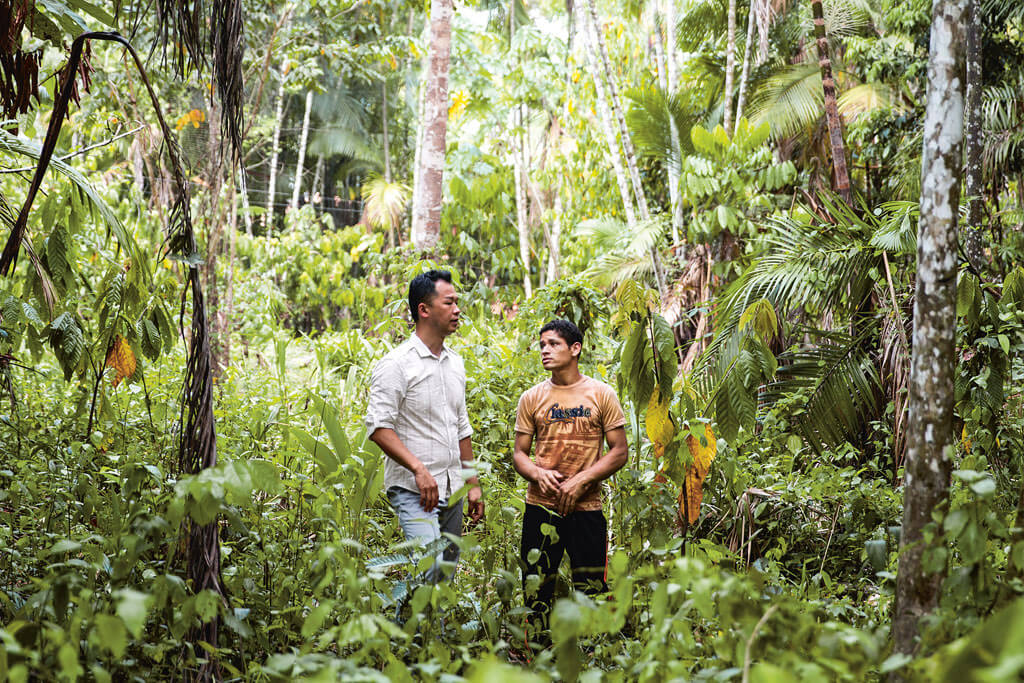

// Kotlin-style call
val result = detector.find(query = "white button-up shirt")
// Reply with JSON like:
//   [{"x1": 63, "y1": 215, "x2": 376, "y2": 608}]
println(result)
[{"x1": 365, "y1": 333, "x2": 473, "y2": 497}]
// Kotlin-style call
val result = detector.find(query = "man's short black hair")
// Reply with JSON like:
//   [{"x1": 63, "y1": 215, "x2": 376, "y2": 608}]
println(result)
[
  {"x1": 409, "y1": 270, "x2": 452, "y2": 322},
  {"x1": 539, "y1": 319, "x2": 583, "y2": 349}
]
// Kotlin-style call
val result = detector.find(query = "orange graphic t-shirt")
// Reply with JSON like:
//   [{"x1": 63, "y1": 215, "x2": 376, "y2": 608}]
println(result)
[{"x1": 515, "y1": 375, "x2": 626, "y2": 512}]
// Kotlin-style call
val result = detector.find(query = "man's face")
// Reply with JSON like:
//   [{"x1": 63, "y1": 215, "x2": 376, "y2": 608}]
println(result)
[
  {"x1": 539, "y1": 330, "x2": 579, "y2": 371},
  {"x1": 421, "y1": 280, "x2": 461, "y2": 335}
]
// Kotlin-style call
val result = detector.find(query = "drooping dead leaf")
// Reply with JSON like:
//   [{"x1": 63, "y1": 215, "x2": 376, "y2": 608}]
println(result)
[
  {"x1": 105, "y1": 335, "x2": 136, "y2": 388},
  {"x1": 681, "y1": 423, "x2": 717, "y2": 524},
  {"x1": 646, "y1": 387, "x2": 675, "y2": 482}
]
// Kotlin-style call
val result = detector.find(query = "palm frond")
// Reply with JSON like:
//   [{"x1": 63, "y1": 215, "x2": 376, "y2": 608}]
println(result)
[
  {"x1": 869, "y1": 201, "x2": 919, "y2": 254},
  {"x1": 626, "y1": 84, "x2": 702, "y2": 171},
  {"x1": 838, "y1": 82, "x2": 901, "y2": 120},
  {"x1": 362, "y1": 176, "x2": 410, "y2": 230},
  {"x1": 761, "y1": 326, "x2": 883, "y2": 454},
  {"x1": 676, "y1": 0, "x2": 727, "y2": 51},
  {"x1": 747, "y1": 62, "x2": 822, "y2": 141}
]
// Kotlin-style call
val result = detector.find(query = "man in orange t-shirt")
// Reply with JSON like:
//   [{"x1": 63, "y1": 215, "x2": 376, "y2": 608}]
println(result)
[{"x1": 513, "y1": 319, "x2": 628, "y2": 644}]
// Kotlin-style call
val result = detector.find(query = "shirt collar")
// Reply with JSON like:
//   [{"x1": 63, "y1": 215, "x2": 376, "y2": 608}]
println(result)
[{"x1": 410, "y1": 332, "x2": 448, "y2": 360}]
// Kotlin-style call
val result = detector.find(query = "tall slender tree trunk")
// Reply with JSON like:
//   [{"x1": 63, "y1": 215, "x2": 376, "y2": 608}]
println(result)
[
  {"x1": 581, "y1": 17, "x2": 637, "y2": 227},
  {"x1": 665, "y1": 0, "x2": 677, "y2": 91},
  {"x1": 584, "y1": 0, "x2": 668, "y2": 297},
  {"x1": 735, "y1": 0, "x2": 757, "y2": 131},
  {"x1": 892, "y1": 0, "x2": 968, "y2": 658},
  {"x1": 291, "y1": 90, "x2": 313, "y2": 210},
  {"x1": 811, "y1": 0, "x2": 851, "y2": 203},
  {"x1": 963, "y1": 0, "x2": 986, "y2": 271},
  {"x1": 311, "y1": 156, "x2": 324, "y2": 205},
  {"x1": 265, "y1": 75, "x2": 286, "y2": 230},
  {"x1": 652, "y1": 15, "x2": 668, "y2": 91},
  {"x1": 723, "y1": 0, "x2": 737, "y2": 134},
  {"x1": 382, "y1": 79, "x2": 392, "y2": 183},
  {"x1": 664, "y1": 0, "x2": 682, "y2": 252},
  {"x1": 513, "y1": 106, "x2": 533, "y2": 298},
  {"x1": 238, "y1": 162, "x2": 253, "y2": 235},
  {"x1": 411, "y1": 0, "x2": 454, "y2": 250}
]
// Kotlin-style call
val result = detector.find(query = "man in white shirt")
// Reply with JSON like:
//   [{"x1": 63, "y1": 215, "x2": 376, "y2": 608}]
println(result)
[{"x1": 365, "y1": 270, "x2": 484, "y2": 582}]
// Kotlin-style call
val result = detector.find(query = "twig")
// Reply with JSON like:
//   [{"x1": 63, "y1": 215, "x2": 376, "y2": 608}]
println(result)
[
  {"x1": 819, "y1": 504, "x2": 841, "y2": 577},
  {"x1": 1, "y1": 125, "x2": 146, "y2": 173},
  {"x1": 742, "y1": 605, "x2": 779, "y2": 683}
]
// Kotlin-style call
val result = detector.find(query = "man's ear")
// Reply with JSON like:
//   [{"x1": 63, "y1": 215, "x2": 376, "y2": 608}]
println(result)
[
  {"x1": 571, "y1": 342, "x2": 582, "y2": 358},
  {"x1": 418, "y1": 301, "x2": 430, "y2": 320}
]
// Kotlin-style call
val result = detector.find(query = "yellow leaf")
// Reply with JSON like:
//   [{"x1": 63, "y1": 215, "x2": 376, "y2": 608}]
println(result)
[
  {"x1": 681, "y1": 423, "x2": 716, "y2": 524},
  {"x1": 105, "y1": 336, "x2": 136, "y2": 388},
  {"x1": 448, "y1": 88, "x2": 470, "y2": 120},
  {"x1": 645, "y1": 387, "x2": 675, "y2": 461},
  {"x1": 961, "y1": 425, "x2": 971, "y2": 453}
]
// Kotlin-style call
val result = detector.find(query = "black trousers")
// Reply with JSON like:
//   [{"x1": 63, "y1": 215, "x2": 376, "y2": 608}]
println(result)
[{"x1": 520, "y1": 503, "x2": 609, "y2": 633}]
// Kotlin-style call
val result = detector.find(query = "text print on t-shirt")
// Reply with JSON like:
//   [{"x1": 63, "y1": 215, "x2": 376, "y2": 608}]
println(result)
[{"x1": 544, "y1": 403, "x2": 593, "y2": 425}]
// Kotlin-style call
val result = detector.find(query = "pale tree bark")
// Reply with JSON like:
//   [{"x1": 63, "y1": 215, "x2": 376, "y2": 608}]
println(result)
[
  {"x1": 411, "y1": 0, "x2": 454, "y2": 250},
  {"x1": 584, "y1": 0, "x2": 668, "y2": 297},
  {"x1": 512, "y1": 106, "x2": 533, "y2": 298},
  {"x1": 291, "y1": 90, "x2": 314, "y2": 210},
  {"x1": 892, "y1": 0, "x2": 968, "y2": 658},
  {"x1": 311, "y1": 156, "x2": 324, "y2": 203},
  {"x1": 265, "y1": 75, "x2": 286, "y2": 230},
  {"x1": 665, "y1": 0, "x2": 677, "y2": 91},
  {"x1": 723, "y1": 0, "x2": 737, "y2": 134},
  {"x1": 811, "y1": 0, "x2": 851, "y2": 203},
  {"x1": 664, "y1": 0, "x2": 682, "y2": 252},
  {"x1": 580, "y1": 17, "x2": 638, "y2": 227},
  {"x1": 238, "y1": 162, "x2": 253, "y2": 235},
  {"x1": 735, "y1": 0, "x2": 757, "y2": 131},
  {"x1": 963, "y1": 0, "x2": 986, "y2": 271},
  {"x1": 382, "y1": 79, "x2": 392, "y2": 183},
  {"x1": 651, "y1": 11, "x2": 668, "y2": 91}
]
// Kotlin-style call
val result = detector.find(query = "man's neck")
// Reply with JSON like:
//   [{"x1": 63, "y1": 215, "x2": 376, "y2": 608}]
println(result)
[
  {"x1": 414, "y1": 326, "x2": 446, "y2": 357},
  {"x1": 549, "y1": 365, "x2": 582, "y2": 386}
]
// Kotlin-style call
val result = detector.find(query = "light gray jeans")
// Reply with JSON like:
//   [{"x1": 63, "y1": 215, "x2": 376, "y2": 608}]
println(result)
[{"x1": 387, "y1": 486, "x2": 463, "y2": 583}]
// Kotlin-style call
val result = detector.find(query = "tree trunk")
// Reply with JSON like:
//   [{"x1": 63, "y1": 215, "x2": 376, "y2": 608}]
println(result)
[
  {"x1": 513, "y1": 106, "x2": 533, "y2": 298},
  {"x1": 963, "y1": 0, "x2": 986, "y2": 271},
  {"x1": 652, "y1": 15, "x2": 668, "y2": 91},
  {"x1": 723, "y1": 0, "x2": 737, "y2": 134},
  {"x1": 265, "y1": 75, "x2": 286, "y2": 230},
  {"x1": 735, "y1": 0, "x2": 757, "y2": 131},
  {"x1": 238, "y1": 163, "x2": 253, "y2": 235},
  {"x1": 410, "y1": 0, "x2": 454, "y2": 250},
  {"x1": 291, "y1": 90, "x2": 313, "y2": 210},
  {"x1": 580, "y1": 16, "x2": 637, "y2": 227},
  {"x1": 892, "y1": 0, "x2": 968, "y2": 658},
  {"x1": 382, "y1": 79, "x2": 392, "y2": 183},
  {"x1": 811, "y1": 0, "x2": 851, "y2": 203},
  {"x1": 312, "y1": 156, "x2": 324, "y2": 206},
  {"x1": 665, "y1": 0, "x2": 677, "y2": 91},
  {"x1": 584, "y1": 0, "x2": 668, "y2": 297}
]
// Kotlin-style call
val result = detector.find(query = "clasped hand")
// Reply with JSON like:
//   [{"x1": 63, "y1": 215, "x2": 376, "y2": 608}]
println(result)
[{"x1": 535, "y1": 467, "x2": 590, "y2": 516}]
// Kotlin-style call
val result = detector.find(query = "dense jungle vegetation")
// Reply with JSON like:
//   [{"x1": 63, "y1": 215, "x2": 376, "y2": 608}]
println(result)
[{"x1": 2, "y1": 0, "x2": 1024, "y2": 679}]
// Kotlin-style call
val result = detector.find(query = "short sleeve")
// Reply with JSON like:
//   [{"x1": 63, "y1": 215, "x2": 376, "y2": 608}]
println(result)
[
  {"x1": 515, "y1": 390, "x2": 536, "y2": 435},
  {"x1": 599, "y1": 385, "x2": 626, "y2": 432},
  {"x1": 364, "y1": 356, "x2": 405, "y2": 435}
]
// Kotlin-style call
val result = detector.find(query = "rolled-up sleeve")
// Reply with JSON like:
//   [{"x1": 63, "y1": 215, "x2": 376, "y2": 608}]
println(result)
[{"x1": 365, "y1": 356, "x2": 404, "y2": 436}]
